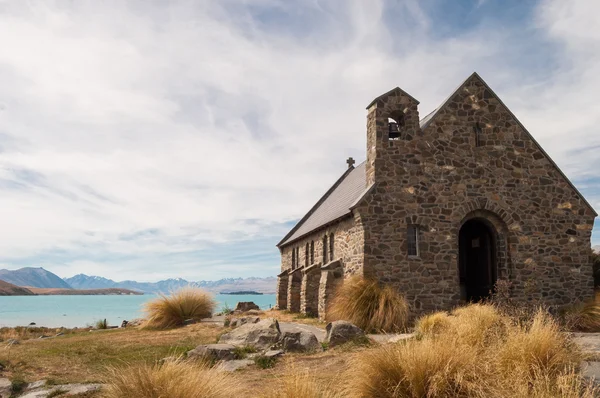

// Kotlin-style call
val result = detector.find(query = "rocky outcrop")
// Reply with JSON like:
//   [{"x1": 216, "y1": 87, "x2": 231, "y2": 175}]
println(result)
[
  {"x1": 325, "y1": 321, "x2": 364, "y2": 347},
  {"x1": 218, "y1": 318, "x2": 281, "y2": 349},
  {"x1": 280, "y1": 331, "x2": 321, "y2": 353},
  {"x1": 229, "y1": 316, "x2": 260, "y2": 328},
  {"x1": 187, "y1": 344, "x2": 237, "y2": 361},
  {"x1": 235, "y1": 302, "x2": 260, "y2": 312}
]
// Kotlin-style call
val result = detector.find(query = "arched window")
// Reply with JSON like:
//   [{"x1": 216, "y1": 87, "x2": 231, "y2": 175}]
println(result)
[
  {"x1": 329, "y1": 233, "x2": 334, "y2": 260},
  {"x1": 305, "y1": 243, "x2": 309, "y2": 267},
  {"x1": 322, "y1": 235, "x2": 328, "y2": 264},
  {"x1": 291, "y1": 248, "x2": 296, "y2": 269},
  {"x1": 310, "y1": 241, "x2": 314, "y2": 264}
]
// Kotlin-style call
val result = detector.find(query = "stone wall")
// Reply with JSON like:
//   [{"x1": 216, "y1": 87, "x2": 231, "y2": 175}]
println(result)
[
  {"x1": 361, "y1": 74, "x2": 595, "y2": 312},
  {"x1": 276, "y1": 214, "x2": 365, "y2": 314}
]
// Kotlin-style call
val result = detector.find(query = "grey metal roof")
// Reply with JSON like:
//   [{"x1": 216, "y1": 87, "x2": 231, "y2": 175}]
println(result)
[{"x1": 278, "y1": 162, "x2": 368, "y2": 247}]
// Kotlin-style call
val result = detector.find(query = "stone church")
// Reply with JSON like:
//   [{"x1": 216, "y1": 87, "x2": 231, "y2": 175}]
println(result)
[{"x1": 276, "y1": 72, "x2": 597, "y2": 319}]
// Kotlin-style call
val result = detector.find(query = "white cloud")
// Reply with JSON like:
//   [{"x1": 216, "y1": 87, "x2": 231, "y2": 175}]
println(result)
[{"x1": 0, "y1": 0, "x2": 597, "y2": 280}]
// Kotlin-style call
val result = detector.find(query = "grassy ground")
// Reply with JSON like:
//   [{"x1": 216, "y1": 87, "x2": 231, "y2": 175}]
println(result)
[{"x1": 0, "y1": 323, "x2": 224, "y2": 384}]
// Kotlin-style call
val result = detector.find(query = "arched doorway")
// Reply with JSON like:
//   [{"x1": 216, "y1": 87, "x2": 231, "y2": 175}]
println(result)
[{"x1": 459, "y1": 218, "x2": 497, "y2": 302}]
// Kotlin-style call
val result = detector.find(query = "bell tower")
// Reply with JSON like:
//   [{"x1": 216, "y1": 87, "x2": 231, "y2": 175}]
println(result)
[{"x1": 365, "y1": 87, "x2": 421, "y2": 186}]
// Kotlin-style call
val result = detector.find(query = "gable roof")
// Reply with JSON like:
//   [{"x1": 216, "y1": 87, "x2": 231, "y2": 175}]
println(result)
[
  {"x1": 277, "y1": 162, "x2": 368, "y2": 247},
  {"x1": 422, "y1": 72, "x2": 597, "y2": 217},
  {"x1": 366, "y1": 86, "x2": 420, "y2": 109},
  {"x1": 279, "y1": 73, "x2": 597, "y2": 248}
]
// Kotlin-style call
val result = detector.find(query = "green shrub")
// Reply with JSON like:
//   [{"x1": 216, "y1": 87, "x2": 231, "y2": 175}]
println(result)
[
  {"x1": 254, "y1": 355, "x2": 277, "y2": 369},
  {"x1": 95, "y1": 319, "x2": 108, "y2": 329}
]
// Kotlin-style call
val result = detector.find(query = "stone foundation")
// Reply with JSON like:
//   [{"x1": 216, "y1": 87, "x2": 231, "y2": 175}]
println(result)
[{"x1": 318, "y1": 260, "x2": 344, "y2": 320}]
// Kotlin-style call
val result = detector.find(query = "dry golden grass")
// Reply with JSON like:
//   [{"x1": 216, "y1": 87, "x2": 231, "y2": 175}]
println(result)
[
  {"x1": 102, "y1": 358, "x2": 241, "y2": 398},
  {"x1": 327, "y1": 276, "x2": 409, "y2": 333},
  {"x1": 346, "y1": 336, "x2": 485, "y2": 398},
  {"x1": 143, "y1": 287, "x2": 216, "y2": 329},
  {"x1": 0, "y1": 323, "x2": 223, "y2": 383},
  {"x1": 414, "y1": 311, "x2": 452, "y2": 337},
  {"x1": 564, "y1": 292, "x2": 600, "y2": 332},
  {"x1": 496, "y1": 309, "x2": 581, "y2": 379},
  {"x1": 345, "y1": 304, "x2": 596, "y2": 398},
  {"x1": 262, "y1": 367, "x2": 343, "y2": 398}
]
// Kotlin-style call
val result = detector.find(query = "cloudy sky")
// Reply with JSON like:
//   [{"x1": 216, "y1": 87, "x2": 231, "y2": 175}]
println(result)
[{"x1": 0, "y1": 0, "x2": 598, "y2": 282}]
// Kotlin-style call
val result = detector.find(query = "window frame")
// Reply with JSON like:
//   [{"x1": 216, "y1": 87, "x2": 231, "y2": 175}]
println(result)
[{"x1": 407, "y1": 225, "x2": 420, "y2": 257}]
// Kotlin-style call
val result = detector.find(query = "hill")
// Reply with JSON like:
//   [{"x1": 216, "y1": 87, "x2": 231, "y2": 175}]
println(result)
[
  {"x1": 0, "y1": 280, "x2": 35, "y2": 296},
  {"x1": 593, "y1": 245, "x2": 600, "y2": 254},
  {"x1": 0, "y1": 267, "x2": 72, "y2": 289},
  {"x1": 64, "y1": 274, "x2": 277, "y2": 294}
]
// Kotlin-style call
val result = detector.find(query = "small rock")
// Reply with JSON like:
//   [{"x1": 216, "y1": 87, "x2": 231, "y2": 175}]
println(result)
[
  {"x1": 219, "y1": 318, "x2": 281, "y2": 349},
  {"x1": 235, "y1": 302, "x2": 260, "y2": 312},
  {"x1": 0, "y1": 378, "x2": 11, "y2": 398},
  {"x1": 25, "y1": 380, "x2": 47, "y2": 391},
  {"x1": 121, "y1": 320, "x2": 129, "y2": 328},
  {"x1": 325, "y1": 321, "x2": 365, "y2": 347},
  {"x1": 229, "y1": 317, "x2": 260, "y2": 328},
  {"x1": 188, "y1": 344, "x2": 237, "y2": 361},
  {"x1": 264, "y1": 349, "x2": 284, "y2": 358},
  {"x1": 217, "y1": 359, "x2": 253, "y2": 372},
  {"x1": 6, "y1": 339, "x2": 19, "y2": 346},
  {"x1": 245, "y1": 309, "x2": 263, "y2": 316},
  {"x1": 281, "y1": 331, "x2": 321, "y2": 353}
]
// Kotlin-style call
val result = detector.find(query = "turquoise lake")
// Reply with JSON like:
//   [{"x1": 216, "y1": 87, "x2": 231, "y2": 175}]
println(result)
[{"x1": 0, "y1": 294, "x2": 276, "y2": 328}]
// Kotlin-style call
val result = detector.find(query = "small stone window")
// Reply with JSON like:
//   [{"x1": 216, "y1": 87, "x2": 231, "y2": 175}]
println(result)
[
  {"x1": 305, "y1": 243, "x2": 309, "y2": 267},
  {"x1": 291, "y1": 248, "x2": 296, "y2": 269},
  {"x1": 407, "y1": 225, "x2": 419, "y2": 257},
  {"x1": 310, "y1": 241, "x2": 314, "y2": 264},
  {"x1": 329, "y1": 233, "x2": 334, "y2": 260},
  {"x1": 474, "y1": 122, "x2": 483, "y2": 147},
  {"x1": 388, "y1": 110, "x2": 406, "y2": 141},
  {"x1": 323, "y1": 235, "x2": 328, "y2": 264}
]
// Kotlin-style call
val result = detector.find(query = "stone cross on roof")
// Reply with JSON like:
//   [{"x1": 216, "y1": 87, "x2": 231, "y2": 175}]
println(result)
[{"x1": 346, "y1": 157, "x2": 355, "y2": 169}]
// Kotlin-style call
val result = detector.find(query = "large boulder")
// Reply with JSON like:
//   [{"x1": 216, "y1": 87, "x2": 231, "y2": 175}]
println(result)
[
  {"x1": 325, "y1": 321, "x2": 365, "y2": 347},
  {"x1": 187, "y1": 344, "x2": 237, "y2": 361},
  {"x1": 235, "y1": 302, "x2": 260, "y2": 312},
  {"x1": 219, "y1": 318, "x2": 281, "y2": 349},
  {"x1": 281, "y1": 331, "x2": 321, "y2": 353}
]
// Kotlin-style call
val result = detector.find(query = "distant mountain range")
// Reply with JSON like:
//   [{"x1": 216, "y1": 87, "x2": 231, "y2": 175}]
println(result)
[
  {"x1": 593, "y1": 245, "x2": 600, "y2": 254},
  {"x1": 0, "y1": 266, "x2": 276, "y2": 294},
  {"x1": 64, "y1": 274, "x2": 277, "y2": 294},
  {"x1": 0, "y1": 267, "x2": 72, "y2": 289}
]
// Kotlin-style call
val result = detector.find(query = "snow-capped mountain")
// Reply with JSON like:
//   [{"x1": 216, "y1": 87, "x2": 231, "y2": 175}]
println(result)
[{"x1": 63, "y1": 274, "x2": 276, "y2": 294}]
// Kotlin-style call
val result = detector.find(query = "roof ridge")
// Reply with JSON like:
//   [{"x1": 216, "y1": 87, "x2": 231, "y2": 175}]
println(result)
[{"x1": 276, "y1": 163, "x2": 363, "y2": 248}]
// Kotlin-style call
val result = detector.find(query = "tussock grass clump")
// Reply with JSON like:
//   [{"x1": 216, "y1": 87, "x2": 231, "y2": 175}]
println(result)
[
  {"x1": 346, "y1": 336, "x2": 484, "y2": 398},
  {"x1": 102, "y1": 359, "x2": 240, "y2": 398},
  {"x1": 143, "y1": 287, "x2": 216, "y2": 329},
  {"x1": 346, "y1": 303, "x2": 595, "y2": 398},
  {"x1": 414, "y1": 311, "x2": 451, "y2": 337},
  {"x1": 327, "y1": 276, "x2": 409, "y2": 333},
  {"x1": 496, "y1": 310, "x2": 580, "y2": 379},
  {"x1": 564, "y1": 291, "x2": 600, "y2": 332}
]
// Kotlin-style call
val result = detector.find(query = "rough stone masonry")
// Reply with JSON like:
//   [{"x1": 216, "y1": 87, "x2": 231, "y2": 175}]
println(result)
[{"x1": 276, "y1": 72, "x2": 597, "y2": 319}]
